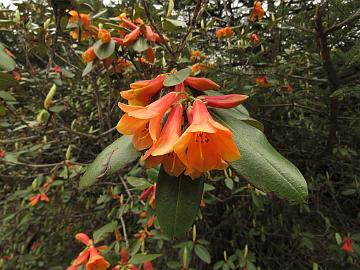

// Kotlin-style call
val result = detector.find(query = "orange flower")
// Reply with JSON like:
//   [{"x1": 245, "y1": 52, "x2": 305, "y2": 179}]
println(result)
[
  {"x1": 67, "y1": 266, "x2": 78, "y2": 270},
  {"x1": 68, "y1": 10, "x2": 90, "y2": 29},
  {"x1": 82, "y1": 47, "x2": 96, "y2": 63},
  {"x1": 249, "y1": 33, "x2": 260, "y2": 44},
  {"x1": 250, "y1": 1, "x2": 265, "y2": 22},
  {"x1": 120, "y1": 247, "x2": 128, "y2": 264},
  {"x1": 190, "y1": 50, "x2": 207, "y2": 62},
  {"x1": 0, "y1": 149, "x2": 6, "y2": 158},
  {"x1": 68, "y1": 10, "x2": 91, "y2": 40},
  {"x1": 143, "y1": 104, "x2": 186, "y2": 177},
  {"x1": 86, "y1": 246, "x2": 110, "y2": 270},
  {"x1": 184, "y1": 77, "x2": 220, "y2": 91},
  {"x1": 145, "y1": 47, "x2": 155, "y2": 63},
  {"x1": 255, "y1": 76, "x2": 270, "y2": 87},
  {"x1": 174, "y1": 100, "x2": 240, "y2": 178},
  {"x1": 114, "y1": 58, "x2": 133, "y2": 73},
  {"x1": 117, "y1": 92, "x2": 179, "y2": 150},
  {"x1": 123, "y1": 27, "x2": 141, "y2": 45},
  {"x1": 98, "y1": 29, "x2": 111, "y2": 43},
  {"x1": 216, "y1": 27, "x2": 234, "y2": 39},
  {"x1": 191, "y1": 63, "x2": 208, "y2": 74},
  {"x1": 143, "y1": 261, "x2": 153, "y2": 270},
  {"x1": 286, "y1": 83, "x2": 293, "y2": 93},
  {"x1": 341, "y1": 237, "x2": 354, "y2": 253},
  {"x1": 69, "y1": 233, "x2": 109, "y2": 270},
  {"x1": 29, "y1": 193, "x2": 49, "y2": 206},
  {"x1": 198, "y1": 94, "x2": 248, "y2": 109},
  {"x1": 120, "y1": 75, "x2": 165, "y2": 106}
]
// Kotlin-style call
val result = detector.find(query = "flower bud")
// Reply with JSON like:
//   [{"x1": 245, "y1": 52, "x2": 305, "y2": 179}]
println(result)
[
  {"x1": 198, "y1": 94, "x2": 248, "y2": 109},
  {"x1": 82, "y1": 47, "x2": 96, "y2": 63},
  {"x1": 98, "y1": 29, "x2": 111, "y2": 43},
  {"x1": 66, "y1": 145, "x2": 72, "y2": 160},
  {"x1": 44, "y1": 83, "x2": 57, "y2": 110},
  {"x1": 36, "y1": 109, "x2": 50, "y2": 123}
]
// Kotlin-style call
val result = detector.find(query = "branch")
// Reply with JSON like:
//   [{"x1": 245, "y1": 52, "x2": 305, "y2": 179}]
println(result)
[
  {"x1": 325, "y1": 8, "x2": 360, "y2": 35},
  {"x1": 142, "y1": 0, "x2": 176, "y2": 58}
]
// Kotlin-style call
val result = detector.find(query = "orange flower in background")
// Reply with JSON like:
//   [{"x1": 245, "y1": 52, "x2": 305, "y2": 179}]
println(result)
[
  {"x1": 69, "y1": 233, "x2": 110, "y2": 270},
  {"x1": 249, "y1": 33, "x2": 260, "y2": 44},
  {"x1": 120, "y1": 74, "x2": 165, "y2": 106},
  {"x1": 143, "y1": 104, "x2": 186, "y2": 177},
  {"x1": 184, "y1": 77, "x2": 220, "y2": 91},
  {"x1": 255, "y1": 76, "x2": 270, "y2": 87},
  {"x1": 216, "y1": 27, "x2": 234, "y2": 39},
  {"x1": 29, "y1": 193, "x2": 49, "y2": 206},
  {"x1": 82, "y1": 47, "x2": 96, "y2": 63},
  {"x1": 191, "y1": 63, "x2": 208, "y2": 74},
  {"x1": 98, "y1": 29, "x2": 111, "y2": 43},
  {"x1": 341, "y1": 237, "x2": 354, "y2": 253},
  {"x1": 0, "y1": 149, "x2": 6, "y2": 158},
  {"x1": 114, "y1": 58, "x2": 133, "y2": 73},
  {"x1": 117, "y1": 92, "x2": 179, "y2": 150},
  {"x1": 190, "y1": 50, "x2": 207, "y2": 62},
  {"x1": 250, "y1": 1, "x2": 265, "y2": 22},
  {"x1": 123, "y1": 26, "x2": 141, "y2": 45},
  {"x1": 286, "y1": 83, "x2": 293, "y2": 93},
  {"x1": 174, "y1": 100, "x2": 240, "y2": 179},
  {"x1": 67, "y1": 266, "x2": 78, "y2": 270},
  {"x1": 68, "y1": 10, "x2": 92, "y2": 40},
  {"x1": 86, "y1": 246, "x2": 110, "y2": 270},
  {"x1": 135, "y1": 228, "x2": 152, "y2": 241},
  {"x1": 145, "y1": 47, "x2": 155, "y2": 63},
  {"x1": 143, "y1": 261, "x2": 153, "y2": 270}
]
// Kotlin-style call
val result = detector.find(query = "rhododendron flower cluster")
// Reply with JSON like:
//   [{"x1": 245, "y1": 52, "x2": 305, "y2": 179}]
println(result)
[
  {"x1": 116, "y1": 72, "x2": 248, "y2": 179},
  {"x1": 250, "y1": 1, "x2": 265, "y2": 22},
  {"x1": 216, "y1": 27, "x2": 235, "y2": 39},
  {"x1": 67, "y1": 233, "x2": 110, "y2": 270}
]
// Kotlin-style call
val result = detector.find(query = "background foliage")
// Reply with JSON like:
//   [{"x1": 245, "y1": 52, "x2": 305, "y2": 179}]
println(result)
[{"x1": 0, "y1": 0, "x2": 359, "y2": 269}]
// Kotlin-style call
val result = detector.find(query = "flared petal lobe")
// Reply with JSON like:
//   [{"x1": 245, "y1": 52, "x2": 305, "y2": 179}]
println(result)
[
  {"x1": 86, "y1": 247, "x2": 110, "y2": 270},
  {"x1": 75, "y1": 233, "x2": 91, "y2": 246},
  {"x1": 117, "y1": 92, "x2": 178, "y2": 150},
  {"x1": 72, "y1": 249, "x2": 90, "y2": 266},
  {"x1": 173, "y1": 100, "x2": 240, "y2": 178}
]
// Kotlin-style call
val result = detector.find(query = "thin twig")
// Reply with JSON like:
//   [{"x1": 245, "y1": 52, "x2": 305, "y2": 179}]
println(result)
[{"x1": 119, "y1": 215, "x2": 129, "y2": 248}]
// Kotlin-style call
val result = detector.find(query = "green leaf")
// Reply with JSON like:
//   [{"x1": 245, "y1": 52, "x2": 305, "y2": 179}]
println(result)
[
  {"x1": 0, "y1": 73, "x2": 18, "y2": 91},
  {"x1": 163, "y1": 67, "x2": 192, "y2": 87},
  {"x1": 212, "y1": 110, "x2": 308, "y2": 203},
  {"x1": 82, "y1": 61, "x2": 94, "y2": 77},
  {"x1": 194, "y1": 244, "x2": 211, "y2": 264},
  {"x1": 129, "y1": 254, "x2": 162, "y2": 264},
  {"x1": 0, "y1": 90, "x2": 16, "y2": 101},
  {"x1": 132, "y1": 37, "x2": 149, "y2": 52},
  {"x1": 0, "y1": 49, "x2": 16, "y2": 71},
  {"x1": 164, "y1": 18, "x2": 187, "y2": 28},
  {"x1": 93, "y1": 221, "x2": 118, "y2": 243},
  {"x1": 156, "y1": 167, "x2": 204, "y2": 238},
  {"x1": 79, "y1": 135, "x2": 140, "y2": 189},
  {"x1": 167, "y1": 0, "x2": 174, "y2": 17},
  {"x1": 127, "y1": 177, "x2": 152, "y2": 189},
  {"x1": 93, "y1": 39, "x2": 115, "y2": 60}
]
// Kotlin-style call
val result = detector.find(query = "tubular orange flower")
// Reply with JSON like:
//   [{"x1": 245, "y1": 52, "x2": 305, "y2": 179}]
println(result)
[
  {"x1": 117, "y1": 92, "x2": 178, "y2": 150},
  {"x1": 341, "y1": 237, "x2": 354, "y2": 253},
  {"x1": 250, "y1": 1, "x2": 265, "y2": 22},
  {"x1": 75, "y1": 233, "x2": 91, "y2": 246},
  {"x1": 174, "y1": 100, "x2": 240, "y2": 178},
  {"x1": 72, "y1": 249, "x2": 90, "y2": 266},
  {"x1": 198, "y1": 94, "x2": 249, "y2": 109},
  {"x1": 191, "y1": 63, "x2": 208, "y2": 74},
  {"x1": 249, "y1": 33, "x2": 260, "y2": 44},
  {"x1": 184, "y1": 77, "x2": 220, "y2": 91},
  {"x1": 145, "y1": 47, "x2": 155, "y2": 63},
  {"x1": 123, "y1": 27, "x2": 141, "y2": 45},
  {"x1": 120, "y1": 75, "x2": 165, "y2": 106},
  {"x1": 29, "y1": 193, "x2": 49, "y2": 206},
  {"x1": 82, "y1": 47, "x2": 96, "y2": 63},
  {"x1": 98, "y1": 29, "x2": 111, "y2": 43},
  {"x1": 190, "y1": 50, "x2": 207, "y2": 62},
  {"x1": 143, "y1": 105, "x2": 186, "y2": 177},
  {"x1": 68, "y1": 10, "x2": 90, "y2": 29},
  {"x1": 255, "y1": 76, "x2": 270, "y2": 87},
  {"x1": 143, "y1": 261, "x2": 153, "y2": 270},
  {"x1": 144, "y1": 25, "x2": 157, "y2": 42},
  {"x1": 86, "y1": 246, "x2": 110, "y2": 270},
  {"x1": 120, "y1": 247, "x2": 128, "y2": 264},
  {"x1": 216, "y1": 27, "x2": 234, "y2": 39}
]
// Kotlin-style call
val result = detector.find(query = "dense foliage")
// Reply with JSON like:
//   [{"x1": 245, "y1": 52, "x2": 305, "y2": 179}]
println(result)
[{"x1": 0, "y1": 0, "x2": 359, "y2": 269}]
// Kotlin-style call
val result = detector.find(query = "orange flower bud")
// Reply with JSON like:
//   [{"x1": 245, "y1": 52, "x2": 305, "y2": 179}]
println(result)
[
  {"x1": 249, "y1": 33, "x2": 260, "y2": 44},
  {"x1": 198, "y1": 94, "x2": 249, "y2": 109},
  {"x1": 82, "y1": 47, "x2": 96, "y2": 63},
  {"x1": 98, "y1": 29, "x2": 111, "y2": 43},
  {"x1": 120, "y1": 247, "x2": 128, "y2": 264},
  {"x1": 139, "y1": 211, "x2": 147, "y2": 218},
  {"x1": 184, "y1": 77, "x2": 220, "y2": 91},
  {"x1": 143, "y1": 261, "x2": 153, "y2": 270}
]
